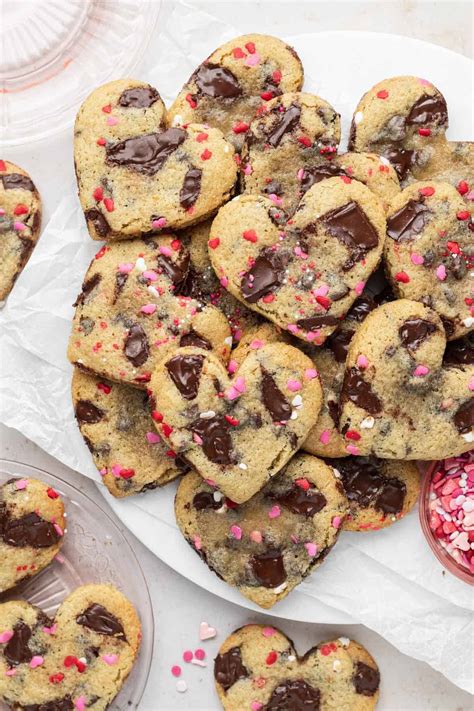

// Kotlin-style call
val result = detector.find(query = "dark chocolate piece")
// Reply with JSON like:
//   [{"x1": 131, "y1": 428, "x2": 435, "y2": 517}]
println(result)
[
  {"x1": 1, "y1": 173, "x2": 35, "y2": 191},
  {"x1": 166, "y1": 354, "x2": 204, "y2": 400},
  {"x1": 241, "y1": 250, "x2": 284, "y2": 304},
  {"x1": 267, "y1": 104, "x2": 301, "y2": 148},
  {"x1": 76, "y1": 603, "x2": 126, "y2": 639},
  {"x1": 190, "y1": 415, "x2": 233, "y2": 465},
  {"x1": 454, "y1": 399, "x2": 474, "y2": 434},
  {"x1": 106, "y1": 129, "x2": 186, "y2": 175},
  {"x1": 342, "y1": 368, "x2": 382, "y2": 415},
  {"x1": 124, "y1": 324, "x2": 149, "y2": 367},
  {"x1": 250, "y1": 549, "x2": 286, "y2": 588},
  {"x1": 387, "y1": 198, "x2": 431, "y2": 242},
  {"x1": 319, "y1": 201, "x2": 379, "y2": 271},
  {"x1": 4, "y1": 622, "x2": 32, "y2": 665},
  {"x1": 179, "y1": 329, "x2": 212, "y2": 350},
  {"x1": 261, "y1": 368, "x2": 292, "y2": 422},
  {"x1": 353, "y1": 661, "x2": 380, "y2": 696},
  {"x1": 85, "y1": 209, "x2": 110, "y2": 237},
  {"x1": 195, "y1": 63, "x2": 242, "y2": 98},
  {"x1": 272, "y1": 483, "x2": 326, "y2": 517},
  {"x1": 1, "y1": 512, "x2": 60, "y2": 548},
  {"x1": 214, "y1": 646, "x2": 249, "y2": 691},
  {"x1": 118, "y1": 86, "x2": 161, "y2": 108},
  {"x1": 399, "y1": 318, "x2": 437, "y2": 351},
  {"x1": 180, "y1": 168, "x2": 202, "y2": 210},
  {"x1": 262, "y1": 679, "x2": 321, "y2": 711},
  {"x1": 75, "y1": 400, "x2": 104, "y2": 424}
]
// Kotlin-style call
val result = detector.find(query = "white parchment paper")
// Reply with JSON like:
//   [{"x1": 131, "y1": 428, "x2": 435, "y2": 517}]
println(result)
[{"x1": 1, "y1": 0, "x2": 473, "y2": 693}]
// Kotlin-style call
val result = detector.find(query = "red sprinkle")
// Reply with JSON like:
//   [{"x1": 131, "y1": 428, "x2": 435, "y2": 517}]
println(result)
[
  {"x1": 208, "y1": 237, "x2": 220, "y2": 249},
  {"x1": 395, "y1": 271, "x2": 410, "y2": 283},
  {"x1": 272, "y1": 70, "x2": 282, "y2": 84},
  {"x1": 232, "y1": 47, "x2": 246, "y2": 59},
  {"x1": 260, "y1": 91, "x2": 274, "y2": 101},
  {"x1": 457, "y1": 180, "x2": 469, "y2": 196},
  {"x1": 418, "y1": 128, "x2": 431, "y2": 136},
  {"x1": 49, "y1": 673, "x2": 65, "y2": 684},
  {"x1": 171, "y1": 239, "x2": 181, "y2": 251},
  {"x1": 233, "y1": 121, "x2": 250, "y2": 134},
  {"x1": 376, "y1": 90, "x2": 389, "y2": 99},
  {"x1": 196, "y1": 132, "x2": 208, "y2": 143},
  {"x1": 96, "y1": 137, "x2": 106, "y2": 146},
  {"x1": 245, "y1": 41, "x2": 256, "y2": 54},
  {"x1": 456, "y1": 210, "x2": 470, "y2": 221},
  {"x1": 162, "y1": 423, "x2": 173, "y2": 438},
  {"x1": 345, "y1": 430, "x2": 361, "y2": 441},
  {"x1": 262, "y1": 294, "x2": 275, "y2": 303},
  {"x1": 152, "y1": 411, "x2": 163, "y2": 423},
  {"x1": 93, "y1": 187, "x2": 104, "y2": 201},
  {"x1": 297, "y1": 136, "x2": 312, "y2": 147},
  {"x1": 103, "y1": 198, "x2": 114, "y2": 212},
  {"x1": 13, "y1": 204, "x2": 29, "y2": 216},
  {"x1": 295, "y1": 478, "x2": 310, "y2": 491},
  {"x1": 47, "y1": 488, "x2": 59, "y2": 499},
  {"x1": 0, "y1": 160, "x2": 6, "y2": 171},
  {"x1": 225, "y1": 415, "x2": 239, "y2": 426},
  {"x1": 185, "y1": 94, "x2": 197, "y2": 109},
  {"x1": 201, "y1": 149, "x2": 212, "y2": 161},
  {"x1": 266, "y1": 651, "x2": 278, "y2": 665},
  {"x1": 120, "y1": 469, "x2": 135, "y2": 479},
  {"x1": 102, "y1": 104, "x2": 112, "y2": 114},
  {"x1": 243, "y1": 229, "x2": 258, "y2": 243},
  {"x1": 95, "y1": 246, "x2": 107, "y2": 260},
  {"x1": 419, "y1": 186, "x2": 435, "y2": 197},
  {"x1": 316, "y1": 295, "x2": 331, "y2": 310}
]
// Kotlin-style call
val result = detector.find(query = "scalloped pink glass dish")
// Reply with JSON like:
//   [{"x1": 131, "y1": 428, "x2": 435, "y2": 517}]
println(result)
[
  {"x1": 419, "y1": 458, "x2": 474, "y2": 586},
  {"x1": 0, "y1": 459, "x2": 153, "y2": 710}
]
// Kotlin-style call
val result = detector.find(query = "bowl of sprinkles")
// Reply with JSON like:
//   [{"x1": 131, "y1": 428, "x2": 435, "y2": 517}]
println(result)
[{"x1": 420, "y1": 452, "x2": 474, "y2": 584}]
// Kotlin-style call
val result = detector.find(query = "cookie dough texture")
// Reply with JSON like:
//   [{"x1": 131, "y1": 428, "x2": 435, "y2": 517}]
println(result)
[
  {"x1": 175, "y1": 455, "x2": 348, "y2": 608},
  {"x1": 214, "y1": 624, "x2": 380, "y2": 711},
  {"x1": 384, "y1": 181, "x2": 473, "y2": 340},
  {"x1": 209, "y1": 177, "x2": 387, "y2": 345},
  {"x1": 72, "y1": 368, "x2": 185, "y2": 498},
  {"x1": 75, "y1": 79, "x2": 237, "y2": 241},
  {"x1": 67, "y1": 235, "x2": 231, "y2": 388},
  {"x1": 0, "y1": 161, "x2": 42, "y2": 300},
  {"x1": 167, "y1": 34, "x2": 304, "y2": 151},
  {"x1": 0, "y1": 478, "x2": 65, "y2": 594},
  {"x1": 339, "y1": 299, "x2": 474, "y2": 459},
  {"x1": 0, "y1": 584, "x2": 141, "y2": 711},
  {"x1": 150, "y1": 343, "x2": 322, "y2": 503}
]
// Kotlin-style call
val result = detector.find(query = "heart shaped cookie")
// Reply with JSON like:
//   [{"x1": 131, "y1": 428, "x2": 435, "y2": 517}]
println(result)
[
  {"x1": 0, "y1": 584, "x2": 140, "y2": 711},
  {"x1": 384, "y1": 180, "x2": 473, "y2": 340},
  {"x1": 75, "y1": 79, "x2": 237, "y2": 241},
  {"x1": 339, "y1": 299, "x2": 474, "y2": 459},
  {"x1": 167, "y1": 34, "x2": 304, "y2": 151},
  {"x1": 150, "y1": 343, "x2": 322, "y2": 502},
  {"x1": 348, "y1": 75, "x2": 474, "y2": 198},
  {"x1": 209, "y1": 176, "x2": 386, "y2": 345},
  {"x1": 214, "y1": 624, "x2": 380, "y2": 710},
  {"x1": 175, "y1": 454, "x2": 347, "y2": 608},
  {"x1": 72, "y1": 368, "x2": 189, "y2": 497},
  {"x1": 67, "y1": 235, "x2": 231, "y2": 388},
  {"x1": 0, "y1": 478, "x2": 65, "y2": 594}
]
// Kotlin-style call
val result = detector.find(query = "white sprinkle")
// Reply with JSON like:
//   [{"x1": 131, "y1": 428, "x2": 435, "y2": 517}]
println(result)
[
  {"x1": 191, "y1": 658, "x2": 207, "y2": 668},
  {"x1": 172, "y1": 114, "x2": 183, "y2": 127},
  {"x1": 239, "y1": 462, "x2": 248, "y2": 470},
  {"x1": 338, "y1": 637, "x2": 350, "y2": 647},
  {"x1": 224, "y1": 145, "x2": 230, "y2": 153},
  {"x1": 272, "y1": 582, "x2": 288, "y2": 594},
  {"x1": 290, "y1": 411, "x2": 298, "y2": 420},
  {"x1": 332, "y1": 467, "x2": 341, "y2": 479},
  {"x1": 135, "y1": 257, "x2": 146, "y2": 272},
  {"x1": 76, "y1": 358, "x2": 83, "y2": 364},
  {"x1": 463, "y1": 317, "x2": 474, "y2": 328},
  {"x1": 200, "y1": 410, "x2": 216, "y2": 419},
  {"x1": 147, "y1": 285, "x2": 160, "y2": 297},
  {"x1": 213, "y1": 491, "x2": 223, "y2": 502},
  {"x1": 292, "y1": 394, "x2": 303, "y2": 407},
  {"x1": 176, "y1": 680, "x2": 187, "y2": 693},
  {"x1": 462, "y1": 431, "x2": 474, "y2": 442},
  {"x1": 224, "y1": 336, "x2": 233, "y2": 347},
  {"x1": 380, "y1": 156, "x2": 390, "y2": 167},
  {"x1": 333, "y1": 659, "x2": 341, "y2": 672},
  {"x1": 360, "y1": 416, "x2": 375, "y2": 429},
  {"x1": 78, "y1": 657, "x2": 87, "y2": 665},
  {"x1": 354, "y1": 111, "x2": 364, "y2": 125},
  {"x1": 287, "y1": 655, "x2": 296, "y2": 662}
]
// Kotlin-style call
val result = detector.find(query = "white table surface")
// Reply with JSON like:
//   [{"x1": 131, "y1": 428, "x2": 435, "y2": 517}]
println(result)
[{"x1": 1, "y1": 1, "x2": 473, "y2": 709}]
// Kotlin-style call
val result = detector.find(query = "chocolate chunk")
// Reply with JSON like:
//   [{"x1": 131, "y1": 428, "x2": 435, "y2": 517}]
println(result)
[
  {"x1": 73, "y1": 272, "x2": 102, "y2": 307},
  {"x1": 387, "y1": 198, "x2": 431, "y2": 241},
  {"x1": 353, "y1": 661, "x2": 380, "y2": 696},
  {"x1": 327, "y1": 399, "x2": 340, "y2": 427},
  {"x1": 333, "y1": 457, "x2": 406, "y2": 515},
  {"x1": 272, "y1": 483, "x2": 326, "y2": 517},
  {"x1": 267, "y1": 104, "x2": 301, "y2": 147},
  {"x1": 85, "y1": 208, "x2": 110, "y2": 237},
  {"x1": 214, "y1": 646, "x2": 249, "y2": 692},
  {"x1": 195, "y1": 63, "x2": 242, "y2": 98},
  {"x1": 190, "y1": 415, "x2": 233, "y2": 464},
  {"x1": 158, "y1": 252, "x2": 191, "y2": 293},
  {"x1": 124, "y1": 324, "x2": 149, "y2": 367},
  {"x1": 179, "y1": 329, "x2": 212, "y2": 350},
  {"x1": 406, "y1": 94, "x2": 448, "y2": 126},
  {"x1": 327, "y1": 328, "x2": 354, "y2": 363},
  {"x1": 180, "y1": 168, "x2": 202, "y2": 210},
  {"x1": 300, "y1": 163, "x2": 346, "y2": 193},
  {"x1": 193, "y1": 491, "x2": 223, "y2": 511},
  {"x1": 444, "y1": 336, "x2": 474, "y2": 365},
  {"x1": 4, "y1": 622, "x2": 32, "y2": 665},
  {"x1": 399, "y1": 318, "x2": 437, "y2": 351},
  {"x1": 118, "y1": 86, "x2": 161, "y2": 108},
  {"x1": 261, "y1": 368, "x2": 292, "y2": 422},
  {"x1": 346, "y1": 296, "x2": 377, "y2": 323},
  {"x1": 250, "y1": 549, "x2": 286, "y2": 588},
  {"x1": 382, "y1": 147, "x2": 416, "y2": 182},
  {"x1": 106, "y1": 128, "x2": 186, "y2": 175},
  {"x1": 375, "y1": 480, "x2": 407, "y2": 515},
  {"x1": 296, "y1": 315, "x2": 340, "y2": 331},
  {"x1": 453, "y1": 399, "x2": 474, "y2": 434},
  {"x1": 22, "y1": 698, "x2": 74, "y2": 711},
  {"x1": 342, "y1": 367, "x2": 382, "y2": 415},
  {"x1": 262, "y1": 679, "x2": 321, "y2": 711},
  {"x1": 166, "y1": 354, "x2": 204, "y2": 400},
  {"x1": 113, "y1": 271, "x2": 128, "y2": 304},
  {"x1": 319, "y1": 201, "x2": 379, "y2": 271},
  {"x1": 1, "y1": 173, "x2": 35, "y2": 191},
  {"x1": 1, "y1": 512, "x2": 60, "y2": 548},
  {"x1": 75, "y1": 399, "x2": 104, "y2": 424},
  {"x1": 241, "y1": 250, "x2": 284, "y2": 303},
  {"x1": 76, "y1": 603, "x2": 126, "y2": 639},
  {"x1": 440, "y1": 315, "x2": 455, "y2": 338}
]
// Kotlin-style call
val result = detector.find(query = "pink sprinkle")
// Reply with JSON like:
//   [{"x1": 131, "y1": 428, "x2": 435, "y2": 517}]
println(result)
[
  {"x1": 250, "y1": 339, "x2": 264, "y2": 349},
  {"x1": 294, "y1": 245, "x2": 308, "y2": 259},
  {"x1": 291, "y1": 534, "x2": 299, "y2": 544},
  {"x1": 230, "y1": 525, "x2": 242, "y2": 540},
  {"x1": 53, "y1": 523, "x2": 63, "y2": 537},
  {"x1": 15, "y1": 479, "x2": 28, "y2": 490},
  {"x1": 220, "y1": 276, "x2": 229, "y2": 288},
  {"x1": 193, "y1": 535, "x2": 202, "y2": 550},
  {"x1": 287, "y1": 324, "x2": 299, "y2": 335},
  {"x1": 183, "y1": 650, "x2": 193, "y2": 663},
  {"x1": 269, "y1": 193, "x2": 283, "y2": 206},
  {"x1": 245, "y1": 52, "x2": 260, "y2": 66},
  {"x1": 306, "y1": 331, "x2": 318, "y2": 342},
  {"x1": 119, "y1": 262, "x2": 134, "y2": 273},
  {"x1": 305, "y1": 542, "x2": 318, "y2": 557},
  {"x1": 305, "y1": 368, "x2": 318, "y2": 380},
  {"x1": 419, "y1": 78, "x2": 431, "y2": 86},
  {"x1": 346, "y1": 444, "x2": 359, "y2": 455},
  {"x1": 171, "y1": 665, "x2": 182, "y2": 677},
  {"x1": 234, "y1": 376, "x2": 246, "y2": 393},
  {"x1": 287, "y1": 379, "x2": 302, "y2": 392},
  {"x1": 355, "y1": 281, "x2": 365, "y2": 296},
  {"x1": 146, "y1": 431, "x2": 161, "y2": 444},
  {"x1": 143, "y1": 270, "x2": 158, "y2": 281},
  {"x1": 159, "y1": 245, "x2": 173, "y2": 257},
  {"x1": 43, "y1": 624, "x2": 57, "y2": 635},
  {"x1": 436, "y1": 264, "x2": 446, "y2": 281},
  {"x1": 466, "y1": 190, "x2": 474, "y2": 201},
  {"x1": 251, "y1": 703, "x2": 263, "y2": 711},
  {"x1": 107, "y1": 116, "x2": 119, "y2": 126},
  {"x1": 319, "y1": 430, "x2": 331, "y2": 445},
  {"x1": 102, "y1": 654, "x2": 119, "y2": 665},
  {"x1": 29, "y1": 656, "x2": 44, "y2": 668},
  {"x1": 250, "y1": 530, "x2": 262, "y2": 543},
  {"x1": 152, "y1": 217, "x2": 167, "y2": 229},
  {"x1": 262, "y1": 627, "x2": 276, "y2": 637},
  {"x1": 314, "y1": 284, "x2": 329, "y2": 297},
  {"x1": 227, "y1": 359, "x2": 238, "y2": 374},
  {"x1": 411, "y1": 253, "x2": 424, "y2": 265},
  {"x1": 297, "y1": 168, "x2": 305, "y2": 181},
  {"x1": 193, "y1": 432, "x2": 203, "y2": 445},
  {"x1": 75, "y1": 697, "x2": 86, "y2": 711},
  {"x1": 469, "y1": 376, "x2": 474, "y2": 391},
  {"x1": 111, "y1": 464, "x2": 122, "y2": 477},
  {"x1": 357, "y1": 355, "x2": 368, "y2": 369},
  {"x1": 14, "y1": 221, "x2": 26, "y2": 231},
  {"x1": 0, "y1": 631, "x2": 13, "y2": 644},
  {"x1": 195, "y1": 648, "x2": 206, "y2": 660},
  {"x1": 5, "y1": 669, "x2": 16, "y2": 677},
  {"x1": 141, "y1": 303, "x2": 157, "y2": 314},
  {"x1": 332, "y1": 516, "x2": 342, "y2": 529},
  {"x1": 414, "y1": 365, "x2": 429, "y2": 377},
  {"x1": 243, "y1": 163, "x2": 253, "y2": 175},
  {"x1": 268, "y1": 505, "x2": 281, "y2": 519}
]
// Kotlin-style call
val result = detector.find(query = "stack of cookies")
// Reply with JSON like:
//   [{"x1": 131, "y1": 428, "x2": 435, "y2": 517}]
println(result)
[{"x1": 67, "y1": 33, "x2": 473, "y2": 611}]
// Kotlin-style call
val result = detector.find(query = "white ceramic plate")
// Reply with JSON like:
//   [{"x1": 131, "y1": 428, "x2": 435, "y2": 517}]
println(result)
[{"x1": 103, "y1": 31, "x2": 473, "y2": 623}]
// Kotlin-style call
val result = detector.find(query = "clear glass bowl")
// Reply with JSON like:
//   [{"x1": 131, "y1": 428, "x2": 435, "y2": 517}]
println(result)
[
  {"x1": 0, "y1": 459, "x2": 154, "y2": 710},
  {"x1": 419, "y1": 459, "x2": 474, "y2": 586},
  {"x1": 0, "y1": 0, "x2": 161, "y2": 146}
]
